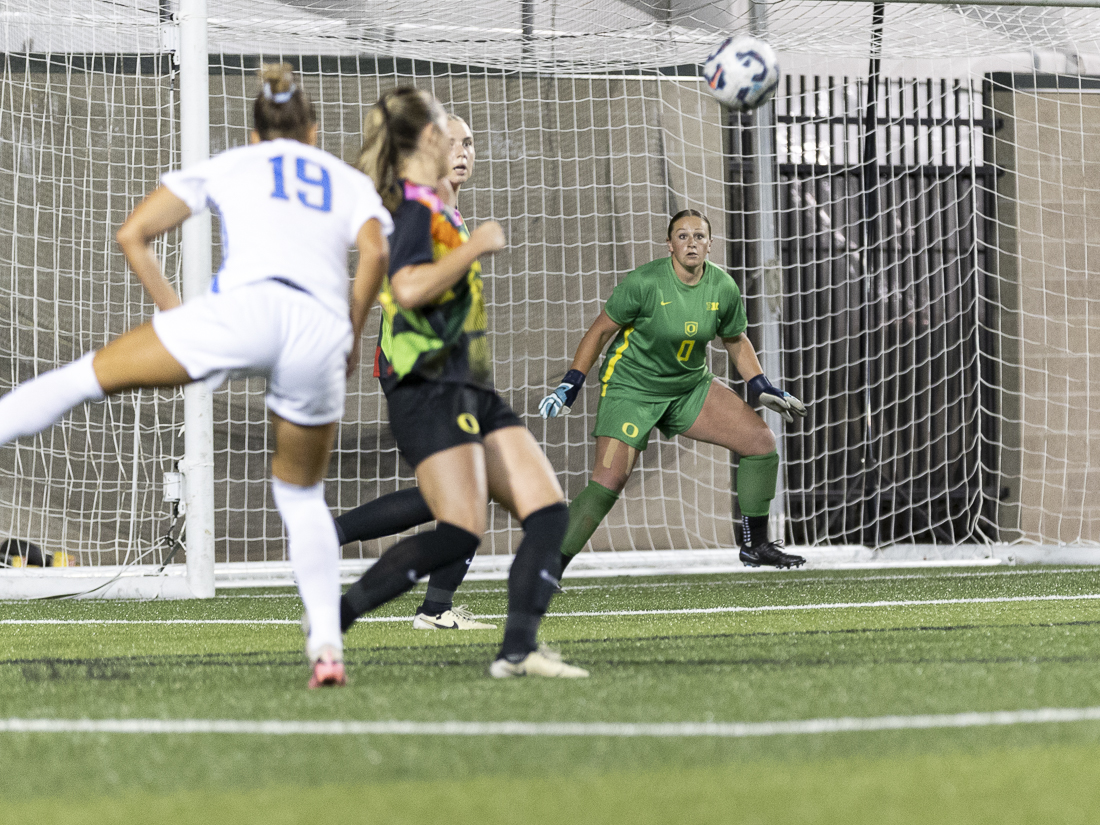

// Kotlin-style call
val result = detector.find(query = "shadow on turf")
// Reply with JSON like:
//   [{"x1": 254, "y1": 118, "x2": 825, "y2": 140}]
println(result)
[{"x1": 5, "y1": 618, "x2": 1100, "y2": 679}]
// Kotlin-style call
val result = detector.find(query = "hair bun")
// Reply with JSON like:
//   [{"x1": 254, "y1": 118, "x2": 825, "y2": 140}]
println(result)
[
  {"x1": 263, "y1": 81, "x2": 298, "y2": 105},
  {"x1": 253, "y1": 63, "x2": 314, "y2": 141}
]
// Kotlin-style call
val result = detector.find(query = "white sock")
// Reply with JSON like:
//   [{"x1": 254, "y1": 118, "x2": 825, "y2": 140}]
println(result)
[
  {"x1": 0, "y1": 352, "x2": 106, "y2": 447},
  {"x1": 272, "y1": 477, "x2": 342, "y2": 661}
]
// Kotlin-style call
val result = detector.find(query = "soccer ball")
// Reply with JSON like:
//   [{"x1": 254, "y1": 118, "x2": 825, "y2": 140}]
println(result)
[{"x1": 703, "y1": 34, "x2": 780, "y2": 112}]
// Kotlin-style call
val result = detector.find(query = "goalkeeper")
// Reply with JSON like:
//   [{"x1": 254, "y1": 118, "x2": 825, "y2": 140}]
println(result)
[{"x1": 539, "y1": 209, "x2": 807, "y2": 571}]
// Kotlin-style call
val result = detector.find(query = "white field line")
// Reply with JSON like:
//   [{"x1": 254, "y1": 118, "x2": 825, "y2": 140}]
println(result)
[
  {"x1": 4, "y1": 591, "x2": 1100, "y2": 626},
  {"x1": 213, "y1": 566, "x2": 1100, "y2": 598},
  {"x1": 4, "y1": 707, "x2": 1100, "y2": 738}
]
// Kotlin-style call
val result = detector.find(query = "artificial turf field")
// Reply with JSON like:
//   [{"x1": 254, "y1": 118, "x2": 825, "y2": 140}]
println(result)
[{"x1": 3, "y1": 563, "x2": 1100, "y2": 824}]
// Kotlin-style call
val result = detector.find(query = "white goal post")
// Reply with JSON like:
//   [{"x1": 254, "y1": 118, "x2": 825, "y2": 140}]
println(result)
[{"x1": 2, "y1": 0, "x2": 1100, "y2": 598}]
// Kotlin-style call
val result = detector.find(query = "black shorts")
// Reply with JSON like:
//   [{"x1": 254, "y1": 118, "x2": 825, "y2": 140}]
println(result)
[{"x1": 385, "y1": 380, "x2": 525, "y2": 469}]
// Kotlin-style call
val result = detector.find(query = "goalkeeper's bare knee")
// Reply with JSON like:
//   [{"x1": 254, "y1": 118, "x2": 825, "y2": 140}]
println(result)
[{"x1": 741, "y1": 425, "x2": 776, "y2": 457}]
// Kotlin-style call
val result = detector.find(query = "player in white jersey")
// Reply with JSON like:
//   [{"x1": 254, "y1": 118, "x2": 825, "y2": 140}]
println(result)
[{"x1": 0, "y1": 64, "x2": 392, "y2": 689}]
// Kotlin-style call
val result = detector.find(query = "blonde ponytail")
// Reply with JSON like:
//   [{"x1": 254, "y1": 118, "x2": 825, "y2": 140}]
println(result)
[{"x1": 356, "y1": 87, "x2": 444, "y2": 214}]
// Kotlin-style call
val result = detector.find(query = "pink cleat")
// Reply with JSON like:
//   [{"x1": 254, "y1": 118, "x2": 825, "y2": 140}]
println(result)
[{"x1": 308, "y1": 646, "x2": 347, "y2": 689}]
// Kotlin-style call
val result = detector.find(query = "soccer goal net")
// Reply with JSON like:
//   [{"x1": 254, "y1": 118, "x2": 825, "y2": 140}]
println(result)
[{"x1": 2, "y1": 0, "x2": 1099, "y2": 596}]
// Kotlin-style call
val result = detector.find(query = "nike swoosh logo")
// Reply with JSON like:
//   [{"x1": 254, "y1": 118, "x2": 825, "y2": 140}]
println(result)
[{"x1": 661, "y1": 301, "x2": 672, "y2": 306}]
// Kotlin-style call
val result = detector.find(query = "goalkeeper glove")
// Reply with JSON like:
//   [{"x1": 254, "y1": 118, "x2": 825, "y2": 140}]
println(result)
[
  {"x1": 747, "y1": 374, "x2": 807, "y2": 424},
  {"x1": 538, "y1": 369, "x2": 586, "y2": 418}
]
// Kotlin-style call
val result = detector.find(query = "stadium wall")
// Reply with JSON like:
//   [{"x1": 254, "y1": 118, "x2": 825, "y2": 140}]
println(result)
[{"x1": 989, "y1": 73, "x2": 1100, "y2": 545}]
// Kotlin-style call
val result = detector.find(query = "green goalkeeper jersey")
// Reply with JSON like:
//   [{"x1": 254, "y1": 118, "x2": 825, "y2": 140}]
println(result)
[{"x1": 599, "y1": 257, "x2": 748, "y2": 398}]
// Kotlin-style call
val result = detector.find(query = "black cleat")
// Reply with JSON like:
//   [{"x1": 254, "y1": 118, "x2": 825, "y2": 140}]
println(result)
[{"x1": 739, "y1": 541, "x2": 806, "y2": 569}]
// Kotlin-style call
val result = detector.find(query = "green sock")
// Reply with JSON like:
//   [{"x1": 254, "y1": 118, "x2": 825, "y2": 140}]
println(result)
[
  {"x1": 737, "y1": 450, "x2": 779, "y2": 518},
  {"x1": 560, "y1": 480, "x2": 620, "y2": 558}
]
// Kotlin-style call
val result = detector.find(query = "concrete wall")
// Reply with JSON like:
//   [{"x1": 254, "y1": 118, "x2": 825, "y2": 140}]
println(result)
[{"x1": 991, "y1": 80, "x2": 1100, "y2": 544}]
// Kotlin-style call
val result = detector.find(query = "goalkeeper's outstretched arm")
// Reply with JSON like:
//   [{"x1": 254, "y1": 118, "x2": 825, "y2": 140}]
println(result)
[
  {"x1": 721, "y1": 332, "x2": 765, "y2": 383},
  {"x1": 568, "y1": 310, "x2": 622, "y2": 376},
  {"x1": 721, "y1": 333, "x2": 807, "y2": 424},
  {"x1": 538, "y1": 310, "x2": 622, "y2": 418}
]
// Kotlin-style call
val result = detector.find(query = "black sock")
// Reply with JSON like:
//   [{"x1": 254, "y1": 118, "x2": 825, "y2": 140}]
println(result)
[
  {"x1": 742, "y1": 514, "x2": 769, "y2": 548},
  {"x1": 341, "y1": 522, "x2": 479, "y2": 631},
  {"x1": 501, "y1": 614, "x2": 542, "y2": 662},
  {"x1": 559, "y1": 552, "x2": 574, "y2": 574},
  {"x1": 418, "y1": 599, "x2": 452, "y2": 616},
  {"x1": 339, "y1": 596, "x2": 358, "y2": 631},
  {"x1": 335, "y1": 487, "x2": 434, "y2": 545},
  {"x1": 499, "y1": 502, "x2": 568, "y2": 659},
  {"x1": 419, "y1": 554, "x2": 474, "y2": 611}
]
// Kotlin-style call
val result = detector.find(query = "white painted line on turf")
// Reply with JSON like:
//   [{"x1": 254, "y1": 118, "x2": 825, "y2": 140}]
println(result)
[
  {"x1": 0, "y1": 618, "x2": 381, "y2": 625},
  {"x1": 546, "y1": 566, "x2": 1100, "y2": 590},
  {"x1": 549, "y1": 591, "x2": 1100, "y2": 618},
  {"x1": 4, "y1": 706, "x2": 1100, "y2": 738},
  {"x1": 4, "y1": 591, "x2": 1100, "y2": 627},
  {"x1": 211, "y1": 566, "x2": 1100, "y2": 599},
  {"x1": 456, "y1": 566, "x2": 1100, "y2": 596}
]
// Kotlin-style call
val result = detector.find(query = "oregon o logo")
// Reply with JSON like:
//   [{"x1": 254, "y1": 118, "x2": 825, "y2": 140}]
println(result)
[
  {"x1": 457, "y1": 413, "x2": 480, "y2": 434},
  {"x1": 621, "y1": 422, "x2": 639, "y2": 438},
  {"x1": 684, "y1": 322, "x2": 698, "y2": 335}
]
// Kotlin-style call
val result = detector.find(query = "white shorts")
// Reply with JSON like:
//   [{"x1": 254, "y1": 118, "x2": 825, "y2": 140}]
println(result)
[{"x1": 152, "y1": 281, "x2": 353, "y2": 426}]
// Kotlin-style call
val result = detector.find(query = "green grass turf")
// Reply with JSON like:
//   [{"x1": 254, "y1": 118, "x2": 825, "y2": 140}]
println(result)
[{"x1": 3, "y1": 565, "x2": 1100, "y2": 823}]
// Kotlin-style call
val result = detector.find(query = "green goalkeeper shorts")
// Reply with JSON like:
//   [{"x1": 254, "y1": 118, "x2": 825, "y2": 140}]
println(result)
[{"x1": 592, "y1": 373, "x2": 713, "y2": 451}]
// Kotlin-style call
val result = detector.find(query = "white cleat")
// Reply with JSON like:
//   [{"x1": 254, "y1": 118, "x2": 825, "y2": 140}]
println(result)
[
  {"x1": 489, "y1": 646, "x2": 589, "y2": 679},
  {"x1": 412, "y1": 605, "x2": 497, "y2": 630}
]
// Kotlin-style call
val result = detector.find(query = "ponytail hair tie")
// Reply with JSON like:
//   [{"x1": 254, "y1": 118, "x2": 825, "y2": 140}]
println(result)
[{"x1": 263, "y1": 81, "x2": 297, "y2": 105}]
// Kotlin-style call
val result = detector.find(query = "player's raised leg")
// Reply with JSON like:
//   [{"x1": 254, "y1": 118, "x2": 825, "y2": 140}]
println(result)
[
  {"x1": 0, "y1": 352, "x2": 107, "y2": 447},
  {"x1": 0, "y1": 323, "x2": 191, "y2": 448}
]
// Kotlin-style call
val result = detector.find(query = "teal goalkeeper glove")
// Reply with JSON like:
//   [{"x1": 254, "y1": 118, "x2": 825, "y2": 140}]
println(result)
[
  {"x1": 748, "y1": 374, "x2": 807, "y2": 424},
  {"x1": 538, "y1": 370, "x2": 586, "y2": 418}
]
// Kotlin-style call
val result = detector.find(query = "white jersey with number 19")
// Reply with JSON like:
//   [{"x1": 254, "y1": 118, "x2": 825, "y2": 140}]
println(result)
[{"x1": 161, "y1": 138, "x2": 392, "y2": 318}]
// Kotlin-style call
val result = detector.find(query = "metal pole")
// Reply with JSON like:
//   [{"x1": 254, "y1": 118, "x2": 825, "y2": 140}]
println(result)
[
  {"x1": 521, "y1": 0, "x2": 534, "y2": 64},
  {"x1": 749, "y1": 0, "x2": 788, "y2": 542},
  {"x1": 860, "y1": 3, "x2": 885, "y2": 548},
  {"x1": 178, "y1": 0, "x2": 215, "y2": 598}
]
